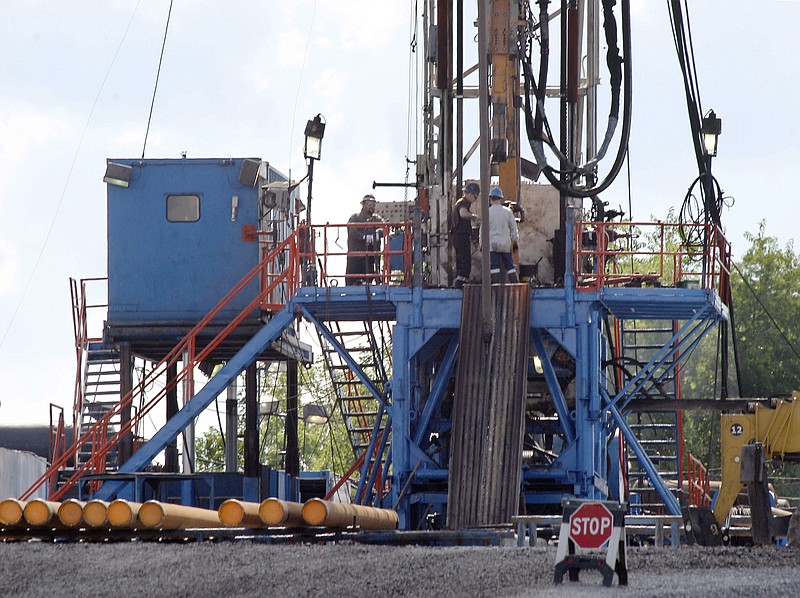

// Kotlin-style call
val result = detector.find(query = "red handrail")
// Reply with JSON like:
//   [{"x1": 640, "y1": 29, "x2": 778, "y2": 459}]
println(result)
[
  {"x1": 574, "y1": 220, "x2": 731, "y2": 296},
  {"x1": 22, "y1": 234, "x2": 300, "y2": 501},
  {"x1": 686, "y1": 451, "x2": 712, "y2": 508}
]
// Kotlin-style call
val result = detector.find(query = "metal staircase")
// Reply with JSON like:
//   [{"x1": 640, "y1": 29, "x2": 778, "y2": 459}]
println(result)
[
  {"x1": 23, "y1": 235, "x2": 300, "y2": 502},
  {"x1": 75, "y1": 343, "x2": 122, "y2": 471},
  {"x1": 317, "y1": 319, "x2": 391, "y2": 503},
  {"x1": 618, "y1": 319, "x2": 683, "y2": 513}
]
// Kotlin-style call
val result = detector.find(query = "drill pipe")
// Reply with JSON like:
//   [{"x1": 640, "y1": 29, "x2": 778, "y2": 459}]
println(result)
[
  {"x1": 301, "y1": 498, "x2": 399, "y2": 530},
  {"x1": 107, "y1": 499, "x2": 143, "y2": 528},
  {"x1": 0, "y1": 498, "x2": 25, "y2": 526},
  {"x1": 57, "y1": 499, "x2": 86, "y2": 528},
  {"x1": 83, "y1": 500, "x2": 110, "y2": 527},
  {"x1": 218, "y1": 499, "x2": 263, "y2": 527},
  {"x1": 138, "y1": 501, "x2": 222, "y2": 530},
  {"x1": 23, "y1": 499, "x2": 62, "y2": 527},
  {"x1": 259, "y1": 498, "x2": 305, "y2": 527}
]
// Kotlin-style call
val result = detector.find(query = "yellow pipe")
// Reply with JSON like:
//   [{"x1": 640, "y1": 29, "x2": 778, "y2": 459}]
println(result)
[
  {"x1": 138, "y1": 501, "x2": 222, "y2": 530},
  {"x1": 83, "y1": 500, "x2": 110, "y2": 528},
  {"x1": 218, "y1": 499, "x2": 263, "y2": 527},
  {"x1": 57, "y1": 499, "x2": 85, "y2": 528},
  {"x1": 23, "y1": 499, "x2": 61, "y2": 526},
  {"x1": 259, "y1": 498, "x2": 305, "y2": 527},
  {"x1": 0, "y1": 498, "x2": 26, "y2": 526},
  {"x1": 301, "y1": 498, "x2": 398, "y2": 530},
  {"x1": 107, "y1": 499, "x2": 143, "y2": 528}
]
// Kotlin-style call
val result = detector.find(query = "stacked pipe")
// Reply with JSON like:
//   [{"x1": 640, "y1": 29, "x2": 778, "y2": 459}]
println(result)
[{"x1": 1, "y1": 497, "x2": 398, "y2": 532}]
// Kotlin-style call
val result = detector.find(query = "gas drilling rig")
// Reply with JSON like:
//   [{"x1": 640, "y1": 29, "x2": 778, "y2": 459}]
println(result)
[{"x1": 19, "y1": 0, "x2": 752, "y2": 537}]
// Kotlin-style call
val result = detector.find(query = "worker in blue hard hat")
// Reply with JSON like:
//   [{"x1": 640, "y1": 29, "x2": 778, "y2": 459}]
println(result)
[
  {"x1": 451, "y1": 181, "x2": 480, "y2": 288},
  {"x1": 487, "y1": 186, "x2": 520, "y2": 284}
]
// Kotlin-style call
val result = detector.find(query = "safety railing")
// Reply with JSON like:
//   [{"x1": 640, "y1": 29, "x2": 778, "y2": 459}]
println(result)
[
  {"x1": 70, "y1": 277, "x2": 108, "y2": 433},
  {"x1": 686, "y1": 451, "x2": 712, "y2": 508},
  {"x1": 574, "y1": 221, "x2": 731, "y2": 296},
  {"x1": 296, "y1": 221, "x2": 413, "y2": 289},
  {"x1": 22, "y1": 235, "x2": 299, "y2": 501}
]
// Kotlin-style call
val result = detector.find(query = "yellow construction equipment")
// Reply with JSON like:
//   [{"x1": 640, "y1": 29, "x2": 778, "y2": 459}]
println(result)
[
  {"x1": 714, "y1": 393, "x2": 800, "y2": 544},
  {"x1": 302, "y1": 498, "x2": 398, "y2": 530}
]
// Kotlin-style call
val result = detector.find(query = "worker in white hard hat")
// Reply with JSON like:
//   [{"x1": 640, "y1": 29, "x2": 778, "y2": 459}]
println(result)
[{"x1": 487, "y1": 186, "x2": 520, "y2": 284}]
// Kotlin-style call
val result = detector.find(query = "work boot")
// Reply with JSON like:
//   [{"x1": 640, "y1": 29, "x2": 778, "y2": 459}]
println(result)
[
  {"x1": 454, "y1": 278, "x2": 465, "y2": 289},
  {"x1": 508, "y1": 271, "x2": 520, "y2": 284},
  {"x1": 491, "y1": 272, "x2": 501, "y2": 284}
]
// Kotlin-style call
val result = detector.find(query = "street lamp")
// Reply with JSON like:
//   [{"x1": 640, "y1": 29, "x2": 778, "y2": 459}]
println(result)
[
  {"x1": 701, "y1": 110, "x2": 722, "y2": 157},
  {"x1": 303, "y1": 114, "x2": 326, "y2": 285}
]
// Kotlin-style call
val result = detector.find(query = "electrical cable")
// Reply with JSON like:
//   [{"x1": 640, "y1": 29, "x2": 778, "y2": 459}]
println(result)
[
  {"x1": 0, "y1": 1, "x2": 142, "y2": 353},
  {"x1": 141, "y1": 0, "x2": 173, "y2": 159},
  {"x1": 521, "y1": 0, "x2": 633, "y2": 197}
]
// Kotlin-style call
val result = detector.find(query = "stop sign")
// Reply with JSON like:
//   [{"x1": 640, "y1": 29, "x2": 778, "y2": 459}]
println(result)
[{"x1": 568, "y1": 502, "x2": 614, "y2": 549}]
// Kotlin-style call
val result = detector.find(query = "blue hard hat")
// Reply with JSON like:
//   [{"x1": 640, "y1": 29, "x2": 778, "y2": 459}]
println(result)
[
  {"x1": 465, "y1": 182, "x2": 480, "y2": 195},
  {"x1": 489, "y1": 187, "x2": 504, "y2": 199}
]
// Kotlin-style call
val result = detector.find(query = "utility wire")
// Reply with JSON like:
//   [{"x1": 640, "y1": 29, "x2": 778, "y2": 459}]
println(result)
[
  {"x1": 141, "y1": 0, "x2": 174, "y2": 159},
  {"x1": 732, "y1": 260, "x2": 800, "y2": 364},
  {"x1": 0, "y1": 2, "x2": 141, "y2": 354}
]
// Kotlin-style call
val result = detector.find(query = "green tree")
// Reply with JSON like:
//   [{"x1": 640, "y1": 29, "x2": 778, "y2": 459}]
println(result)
[
  {"x1": 731, "y1": 222, "x2": 800, "y2": 397},
  {"x1": 194, "y1": 360, "x2": 354, "y2": 480}
]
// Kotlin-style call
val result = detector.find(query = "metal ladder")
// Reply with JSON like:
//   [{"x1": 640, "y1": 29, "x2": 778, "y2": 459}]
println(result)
[
  {"x1": 75, "y1": 343, "x2": 122, "y2": 472},
  {"x1": 619, "y1": 320, "x2": 683, "y2": 514},
  {"x1": 317, "y1": 320, "x2": 391, "y2": 501}
]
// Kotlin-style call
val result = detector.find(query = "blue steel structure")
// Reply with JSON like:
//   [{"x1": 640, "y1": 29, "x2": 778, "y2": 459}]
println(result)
[{"x1": 27, "y1": 157, "x2": 729, "y2": 532}]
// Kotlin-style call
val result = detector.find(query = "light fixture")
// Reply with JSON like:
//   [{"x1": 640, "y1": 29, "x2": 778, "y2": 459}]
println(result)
[
  {"x1": 303, "y1": 114, "x2": 326, "y2": 161},
  {"x1": 259, "y1": 400, "x2": 280, "y2": 416},
  {"x1": 103, "y1": 162, "x2": 133, "y2": 188},
  {"x1": 701, "y1": 110, "x2": 722, "y2": 157},
  {"x1": 238, "y1": 158, "x2": 261, "y2": 187},
  {"x1": 302, "y1": 404, "x2": 329, "y2": 425}
]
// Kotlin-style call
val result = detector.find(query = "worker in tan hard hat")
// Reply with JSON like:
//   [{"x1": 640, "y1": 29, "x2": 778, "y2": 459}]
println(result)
[{"x1": 346, "y1": 194, "x2": 385, "y2": 285}]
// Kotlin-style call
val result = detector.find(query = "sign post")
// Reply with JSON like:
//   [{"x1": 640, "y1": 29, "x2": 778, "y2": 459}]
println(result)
[{"x1": 554, "y1": 499, "x2": 627, "y2": 587}]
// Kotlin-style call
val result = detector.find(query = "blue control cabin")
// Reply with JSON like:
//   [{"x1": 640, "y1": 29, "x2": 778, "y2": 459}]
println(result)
[{"x1": 103, "y1": 157, "x2": 299, "y2": 362}]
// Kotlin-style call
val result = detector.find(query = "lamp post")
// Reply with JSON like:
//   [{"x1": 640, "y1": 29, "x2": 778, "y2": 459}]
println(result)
[
  {"x1": 702, "y1": 109, "x2": 728, "y2": 399},
  {"x1": 303, "y1": 114, "x2": 326, "y2": 286}
]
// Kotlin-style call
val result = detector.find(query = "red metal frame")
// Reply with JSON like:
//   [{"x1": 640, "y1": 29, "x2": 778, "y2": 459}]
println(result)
[
  {"x1": 23, "y1": 235, "x2": 299, "y2": 501},
  {"x1": 686, "y1": 451, "x2": 712, "y2": 508},
  {"x1": 298, "y1": 221, "x2": 413, "y2": 288},
  {"x1": 574, "y1": 221, "x2": 731, "y2": 294},
  {"x1": 28, "y1": 220, "x2": 414, "y2": 501}
]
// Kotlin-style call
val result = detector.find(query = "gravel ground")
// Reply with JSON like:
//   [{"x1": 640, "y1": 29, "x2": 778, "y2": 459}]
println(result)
[{"x1": 1, "y1": 542, "x2": 799, "y2": 597}]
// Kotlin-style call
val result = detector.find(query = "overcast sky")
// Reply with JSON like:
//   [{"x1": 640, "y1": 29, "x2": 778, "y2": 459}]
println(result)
[{"x1": 1, "y1": 1, "x2": 798, "y2": 426}]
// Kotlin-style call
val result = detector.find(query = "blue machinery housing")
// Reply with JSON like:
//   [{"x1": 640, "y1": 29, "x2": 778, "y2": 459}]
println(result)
[{"x1": 94, "y1": 157, "x2": 728, "y2": 530}]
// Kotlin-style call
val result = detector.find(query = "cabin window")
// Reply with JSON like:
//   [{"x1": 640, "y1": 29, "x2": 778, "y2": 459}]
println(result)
[{"x1": 166, "y1": 194, "x2": 200, "y2": 222}]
